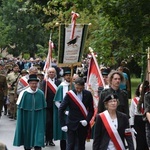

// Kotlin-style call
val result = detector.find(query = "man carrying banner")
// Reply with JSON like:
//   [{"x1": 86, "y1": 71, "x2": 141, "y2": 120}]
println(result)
[
  {"x1": 93, "y1": 94, "x2": 134, "y2": 150},
  {"x1": 42, "y1": 67, "x2": 61, "y2": 146},
  {"x1": 59, "y1": 77, "x2": 94, "y2": 150}
]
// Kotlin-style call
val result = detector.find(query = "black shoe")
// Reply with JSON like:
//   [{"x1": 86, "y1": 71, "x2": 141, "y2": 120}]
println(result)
[
  {"x1": 45, "y1": 141, "x2": 48, "y2": 146},
  {"x1": 9, "y1": 116, "x2": 13, "y2": 119},
  {"x1": 4, "y1": 111, "x2": 7, "y2": 115},
  {"x1": 49, "y1": 141, "x2": 55, "y2": 146}
]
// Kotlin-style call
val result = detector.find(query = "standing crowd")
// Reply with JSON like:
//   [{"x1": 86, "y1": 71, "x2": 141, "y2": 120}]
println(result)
[{"x1": 0, "y1": 56, "x2": 150, "y2": 150}]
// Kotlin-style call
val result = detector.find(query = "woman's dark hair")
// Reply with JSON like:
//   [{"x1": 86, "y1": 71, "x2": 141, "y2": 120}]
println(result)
[
  {"x1": 135, "y1": 83, "x2": 142, "y2": 97},
  {"x1": 137, "y1": 80, "x2": 149, "y2": 113}
]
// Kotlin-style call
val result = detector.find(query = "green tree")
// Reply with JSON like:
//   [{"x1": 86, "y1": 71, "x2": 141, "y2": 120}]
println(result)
[
  {"x1": 1, "y1": 0, "x2": 48, "y2": 57},
  {"x1": 0, "y1": 16, "x2": 12, "y2": 53}
]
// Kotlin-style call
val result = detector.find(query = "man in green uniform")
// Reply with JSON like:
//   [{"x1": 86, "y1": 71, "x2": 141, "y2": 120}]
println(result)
[
  {"x1": 0, "y1": 64, "x2": 8, "y2": 117},
  {"x1": 13, "y1": 74, "x2": 46, "y2": 150}
]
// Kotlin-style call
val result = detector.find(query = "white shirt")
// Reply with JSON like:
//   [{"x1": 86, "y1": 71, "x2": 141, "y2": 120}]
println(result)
[{"x1": 107, "y1": 118, "x2": 118, "y2": 150}]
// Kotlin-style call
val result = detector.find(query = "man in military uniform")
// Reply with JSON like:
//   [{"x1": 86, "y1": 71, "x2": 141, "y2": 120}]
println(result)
[
  {"x1": 0, "y1": 64, "x2": 8, "y2": 117},
  {"x1": 98, "y1": 70, "x2": 129, "y2": 116},
  {"x1": 6, "y1": 64, "x2": 20, "y2": 119}
]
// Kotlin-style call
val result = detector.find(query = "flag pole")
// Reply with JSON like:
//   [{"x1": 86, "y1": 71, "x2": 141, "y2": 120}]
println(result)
[
  {"x1": 147, "y1": 47, "x2": 150, "y2": 82},
  {"x1": 69, "y1": 64, "x2": 74, "y2": 90}
]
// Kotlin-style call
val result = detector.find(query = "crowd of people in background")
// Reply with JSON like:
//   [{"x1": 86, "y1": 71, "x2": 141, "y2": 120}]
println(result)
[{"x1": 0, "y1": 55, "x2": 150, "y2": 150}]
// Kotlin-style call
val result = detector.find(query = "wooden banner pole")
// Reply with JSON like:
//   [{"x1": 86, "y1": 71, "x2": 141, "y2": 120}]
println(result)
[
  {"x1": 147, "y1": 47, "x2": 150, "y2": 82},
  {"x1": 69, "y1": 64, "x2": 74, "y2": 90}
]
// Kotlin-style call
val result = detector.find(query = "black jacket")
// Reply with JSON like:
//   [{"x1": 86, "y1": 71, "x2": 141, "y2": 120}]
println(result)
[
  {"x1": 98, "y1": 87, "x2": 129, "y2": 116},
  {"x1": 59, "y1": 89, "x2": 94, "y2": 131},
  {"x1": 93, "y1": 111, "x2": 134, "y2": 150},
  {"x1": 42, "y1": 79, "x2": 61, "y2": 108}
]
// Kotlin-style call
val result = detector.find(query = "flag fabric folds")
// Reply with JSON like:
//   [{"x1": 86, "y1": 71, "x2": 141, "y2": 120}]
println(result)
[
  {"x1": 43, "y1": 40, "x2": 54, "y2": 75},
  {"x1": 86, "y1": 48, "x2": 105, "y2": 127},
  {"x1": 43, "y1": 39, "x2": 54, "y2": 98}
]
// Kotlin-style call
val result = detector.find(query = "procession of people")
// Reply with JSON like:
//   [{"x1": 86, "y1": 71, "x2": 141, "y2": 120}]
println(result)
[{"x1": 0, "y1": 55, "x2": 150, "y2": 150}]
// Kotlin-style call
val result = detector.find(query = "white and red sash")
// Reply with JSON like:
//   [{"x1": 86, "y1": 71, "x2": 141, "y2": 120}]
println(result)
[
  {"x1": 47, "y1": 79, "x2": 57, "y2": 94},
  {"x1": 100, "y1": 110, "x2": 126, "y2": 150},
  {"x1": 67, "y1": 90, "x2": 88, "y2": 118},
  {"x1": 133, "y1": 97, "x2": 144, "y2": 114},
  {"x1": 20, "y1": 76, "x2": 28, "y2": 87}
]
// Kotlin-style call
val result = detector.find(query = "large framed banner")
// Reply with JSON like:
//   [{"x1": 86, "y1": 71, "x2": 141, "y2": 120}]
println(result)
[{"x1": 58, "y1": 24, "x2": 88, "y2": 67}]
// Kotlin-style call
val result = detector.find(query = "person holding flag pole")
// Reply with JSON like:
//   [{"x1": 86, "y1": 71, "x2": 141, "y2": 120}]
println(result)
[
  {"x1": 42, "y1": 32, "x2": 60, "y2": 146},
  {"x1": 42, "y1": 67, "x2": 61, "y2": 146}
]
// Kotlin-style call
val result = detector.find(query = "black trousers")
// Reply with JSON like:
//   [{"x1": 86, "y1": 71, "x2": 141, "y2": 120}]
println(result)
[
  {"x1": 45, "y1": 108, "x2": 53, "y2": 141},
  {"x1": 60, "y1": 140, "x2": 66, "y2": 150},
  {"x1": 66, "y1": 124, "x2": 88, "y2": 150},
  {"x1": 134, "y1": 115, "x2": 148, "y2": 150}
]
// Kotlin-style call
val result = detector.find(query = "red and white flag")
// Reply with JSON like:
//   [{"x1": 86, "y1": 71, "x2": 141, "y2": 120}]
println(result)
[
  {"x1": 70, "y1": 11, "x2": 79, "y2": 40},
  {"x1": 43, "y1": 38, "x2": 54, "y2": 98},
  {"x1": 86, "y1": 47, "x2": 105, "y2": 127},
  {"x1": 43, "y1": 40, "x2": 54, "y2": 75}
]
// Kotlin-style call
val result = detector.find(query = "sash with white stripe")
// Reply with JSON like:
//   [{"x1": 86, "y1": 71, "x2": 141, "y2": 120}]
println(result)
[
  {"x1": 133, "y1": 97, "x2": 144, "y2": 114},
  {"x1": 67, "y1": 90, "x2": 88, "y2": 118},
  {"x1": 47, "y1": 79, "x2": 57, "y2": 94},
  {"x1": 20, "y1": 76, "x2": 28, "y2": 87},
  {"x1": 100, "y1": 110, "x2": 126, "y2": 150}
]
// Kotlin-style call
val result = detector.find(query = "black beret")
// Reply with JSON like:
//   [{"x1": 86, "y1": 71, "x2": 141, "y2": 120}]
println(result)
[
  {"x1": 102, "y1": 68, "x2": 110, "y2": 75},
  {"x1": 103, "y1": 94, "x2": 118, "y2": 102}
]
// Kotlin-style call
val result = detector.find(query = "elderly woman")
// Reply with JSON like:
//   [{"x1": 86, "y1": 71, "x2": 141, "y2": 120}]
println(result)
[{"x1": 93, "y1": 94, "x2": 134, "y2": 150}]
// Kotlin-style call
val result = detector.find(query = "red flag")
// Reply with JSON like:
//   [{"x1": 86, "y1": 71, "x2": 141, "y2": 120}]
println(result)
[{"x1": 86, "y1": 48, "x2": 105, "y2": 127}]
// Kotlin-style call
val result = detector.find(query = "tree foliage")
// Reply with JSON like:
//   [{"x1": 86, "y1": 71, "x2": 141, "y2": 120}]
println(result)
[
  {"x1": 1, "y1": 0, "x2": 48, "y2": 57},
  {"x1": 0, "y1": 0, "x2": 149, "y2": 75}
]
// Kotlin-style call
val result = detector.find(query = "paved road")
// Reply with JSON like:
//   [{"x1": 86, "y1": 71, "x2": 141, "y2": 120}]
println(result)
[{"x1": 0, "y1": 114, "x2": 93, "y2": 150}]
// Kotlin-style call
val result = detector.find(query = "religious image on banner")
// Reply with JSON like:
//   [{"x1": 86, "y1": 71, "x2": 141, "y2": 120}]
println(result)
[{"x1": 58, "y1": 24, "x2": 89, "y2": 67}]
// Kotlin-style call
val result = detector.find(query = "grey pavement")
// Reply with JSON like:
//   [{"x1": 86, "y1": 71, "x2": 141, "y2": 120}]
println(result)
[{"x1": 0, "y1": 114, "x2": 93, "y2": 150}]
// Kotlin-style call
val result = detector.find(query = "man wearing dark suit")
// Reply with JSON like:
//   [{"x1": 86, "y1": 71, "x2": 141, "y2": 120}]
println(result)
[
  {"x1": 43, "y1": 67, "x2": 61, "y2": 146},
  {"x1": 59, "y1": 77, "x2": 94, "y2": 150}
]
